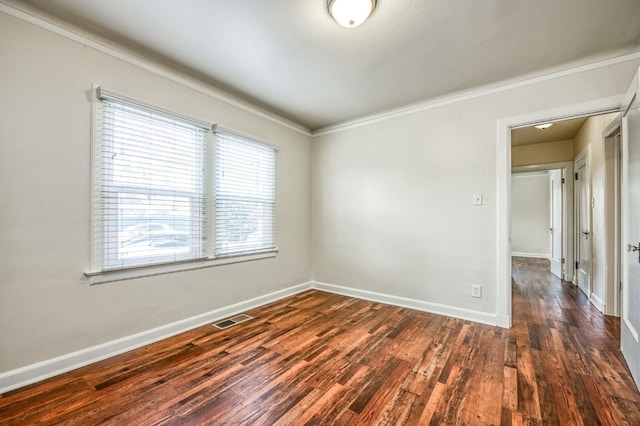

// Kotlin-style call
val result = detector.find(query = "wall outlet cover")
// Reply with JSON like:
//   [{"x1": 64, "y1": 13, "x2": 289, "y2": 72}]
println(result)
[{"x1": 472, "y1": 284, "x2": 482, "y2": 298}]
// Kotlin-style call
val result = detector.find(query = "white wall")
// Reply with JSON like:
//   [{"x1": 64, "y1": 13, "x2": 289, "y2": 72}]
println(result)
[
  {"x1": 0, "y1": 12, "x2": 312, "y2": 373},
  {"x1": 312, "y1": 55, "x2": 640, "y2": 319},
  {"x1": 511, "y1": 173, "x2": 551, "y2": 257}
]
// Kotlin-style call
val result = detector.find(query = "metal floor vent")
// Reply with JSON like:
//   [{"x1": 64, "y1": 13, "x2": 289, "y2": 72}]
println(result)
[{"x1": 213, "y1": 313, "x2": 253, "y2": 330}]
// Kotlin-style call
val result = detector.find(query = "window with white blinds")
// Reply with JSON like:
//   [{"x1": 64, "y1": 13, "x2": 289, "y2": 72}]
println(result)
[
  {"x1": 214, "y1": 130, "x2": 276, "y2": 256},
  {"x1": 94, "y1": 89, "x2": 208, "y2": 271}
]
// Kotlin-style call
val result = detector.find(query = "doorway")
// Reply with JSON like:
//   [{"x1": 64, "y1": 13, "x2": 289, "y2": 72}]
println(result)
[
  {"x1": 496, "y1": 97, "x2": 623, "y2": 329},
  {"x1": 509, "y1": 113, "x2": 621, "y2": 314},
  {"x1": 510, "y1": 167, "x2": 570, "y2": 281},
  {"x1": 498, "y1": 72, "x2": 640, "y2": 392}
]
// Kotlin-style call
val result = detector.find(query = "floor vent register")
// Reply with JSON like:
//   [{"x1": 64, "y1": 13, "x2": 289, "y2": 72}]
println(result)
[{"x1": 213, "y1": 313, "x2": 253, "y2": 330}]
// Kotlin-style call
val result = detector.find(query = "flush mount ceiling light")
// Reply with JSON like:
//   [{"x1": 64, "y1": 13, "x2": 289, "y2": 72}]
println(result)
[
  {"x1": 534, "y1": 123, "x2": 554, "y2": 130},
  {"x1": 327, "y1": 0, "x2": 377, "y2": 28}
]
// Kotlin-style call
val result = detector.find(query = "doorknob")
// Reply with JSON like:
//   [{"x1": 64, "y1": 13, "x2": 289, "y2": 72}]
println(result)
[
  {"x1": 628, "y1": 243, "x2": 640, "y2": 263},
  {"x1": 582, "y1": 231, "x2": 589, "y2": 239}
]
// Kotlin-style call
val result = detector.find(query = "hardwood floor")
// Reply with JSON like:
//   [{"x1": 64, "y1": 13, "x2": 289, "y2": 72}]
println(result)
[{"x1": 1, "y1": 257, "x2": 639, "y2": 425}]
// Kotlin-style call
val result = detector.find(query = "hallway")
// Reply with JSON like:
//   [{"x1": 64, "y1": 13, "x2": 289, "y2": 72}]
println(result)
[{"x1": 510, "y1": 256, "x2": 639, "y2": 424}]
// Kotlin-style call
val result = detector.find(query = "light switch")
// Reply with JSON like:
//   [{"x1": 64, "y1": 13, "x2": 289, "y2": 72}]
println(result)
[{"x1": 473, "y1": 193, "x2": 483, "y2": 206}]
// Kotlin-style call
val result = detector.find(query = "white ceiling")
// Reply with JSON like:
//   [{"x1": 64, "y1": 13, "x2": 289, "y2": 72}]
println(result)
[{"x1": 6, "y1": 0, "x2": 640, "y2": 131}]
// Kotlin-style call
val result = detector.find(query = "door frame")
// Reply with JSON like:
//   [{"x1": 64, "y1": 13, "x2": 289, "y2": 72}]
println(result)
[
  {"x1": 496, "y1": 95, "x2": 623, "y2": 328},
  {"x1": 512, "y1": 164, "x2": 573, "y2": 281},
  {"x1": 548, "y1": 168, "x2": 565, "y2": 280},
  {"x1": 604, "y1": 119, "x2": 622, "y2": 316}
]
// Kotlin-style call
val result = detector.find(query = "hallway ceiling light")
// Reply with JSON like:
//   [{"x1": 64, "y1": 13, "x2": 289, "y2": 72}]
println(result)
[
  {"x1": 327, "y1": 0, "x2": 377, "y2": 28},
  {"x1": 534, "y1": 123, "x2": 554, "y2": 130}
]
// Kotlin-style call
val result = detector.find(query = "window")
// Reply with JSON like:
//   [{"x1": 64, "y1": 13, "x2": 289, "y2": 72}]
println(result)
[
  {"x1": 213, "y1": 128, "x2": 276, "y2": 256},
  {"x1": 90, "y1": 88, "x2": 278, "y2": 280},
  {"x1": 93, "y1": 88, "x2": 208, "y2": 271}
]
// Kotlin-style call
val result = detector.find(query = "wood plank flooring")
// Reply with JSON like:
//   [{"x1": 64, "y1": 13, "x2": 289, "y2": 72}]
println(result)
[{"x1": 1, "y1": 257, "x2": 639, "y2": 424}]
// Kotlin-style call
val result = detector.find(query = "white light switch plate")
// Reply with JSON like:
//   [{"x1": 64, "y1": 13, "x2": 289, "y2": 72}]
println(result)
[
  {"x1": 472, "y1": 284, "x2": 482, "y2": 298},
  {"x1": 473, "y1": 193, "x2": 483, "y2": 206}
]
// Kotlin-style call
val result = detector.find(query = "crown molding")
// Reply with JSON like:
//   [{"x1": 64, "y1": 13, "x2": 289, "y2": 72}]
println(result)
[
  {"x1": 3, "y1": 2, "x2": 639, "y2": 140},
  {"x1": 312, "y1": 49, "x2": 640, "y2": 137},
  {"x1": 0, "y1": 2, "x2": 313, "y2": 138}
]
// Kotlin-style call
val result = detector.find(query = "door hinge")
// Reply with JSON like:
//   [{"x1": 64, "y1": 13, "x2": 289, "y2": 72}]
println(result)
[
  {"x1": 561, "y1": 178, "x2": 565, "y2": 184},
  {"x1": 561, "y1": 258, "x2": 565, "y2": 264},
  {"x1": 575, "y1": 172, "x2": 579, "y2": 180},
  {"x1": 575, "y1": 261, "x2": 579, "y2": 269}
]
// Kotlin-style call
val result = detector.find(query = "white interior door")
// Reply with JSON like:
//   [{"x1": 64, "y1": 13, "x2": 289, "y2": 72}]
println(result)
[
  {"x1": 621, "y1": 67, "x2": 640, "y2": 390},
  {"x1": 550, "y1": 169, "x2": 563, "y2": 278},
  {"x1": 576, "y1": 155, "x2": 591, "y2": 296}
]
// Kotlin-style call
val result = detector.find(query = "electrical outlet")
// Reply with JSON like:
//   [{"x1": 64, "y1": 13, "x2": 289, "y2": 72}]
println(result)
[{"x1": 472, "y1": 284, "x2": 482, "y2": 298}]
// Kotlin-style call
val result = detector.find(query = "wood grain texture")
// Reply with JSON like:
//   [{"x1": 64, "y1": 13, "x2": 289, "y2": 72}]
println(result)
[{"x1": 1, "y1": 257, "x2": 639, "y2": 425}]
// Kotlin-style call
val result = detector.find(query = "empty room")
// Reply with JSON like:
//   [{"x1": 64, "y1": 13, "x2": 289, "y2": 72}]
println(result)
[{"x1": 2, "y1": 0, "x2": 640, "y2": 424}]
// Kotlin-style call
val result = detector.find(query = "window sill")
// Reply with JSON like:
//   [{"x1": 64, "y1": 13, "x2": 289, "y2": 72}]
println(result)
[{"x1": 85, "y1": 249, "x2": 278, "y2": 285}]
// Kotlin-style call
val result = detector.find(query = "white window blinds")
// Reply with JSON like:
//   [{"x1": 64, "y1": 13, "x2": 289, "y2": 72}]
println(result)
[
  {"x1": 94, "y1": 88, "x2": 208, "y2": 271},
  {"x1": 213, "y1": 129, "x2": 276, "y2": 256}
]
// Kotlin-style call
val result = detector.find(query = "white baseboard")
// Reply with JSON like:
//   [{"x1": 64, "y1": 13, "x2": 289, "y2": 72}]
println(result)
[
  {"x1": 590, "y1": 292, "x2": 605, "y2": 313},
  {"x1": 496, "y1": 314, "x2": 512, "y2": 328},
  {"x1": 0, "y1": 282, "x2": 312, "y2": 394},
  {"x1": 311, "y1": 281, "x2": 497, "y2": 326},
  {"x1": 621, "y1": 319, "x2": 640, "y2": 391},
  {"x1": 1, "y1": 279, "x2": 501, "y2": 394},
  {"x1": 511, "y1": 252, "x2": 550, "y2": 259}
]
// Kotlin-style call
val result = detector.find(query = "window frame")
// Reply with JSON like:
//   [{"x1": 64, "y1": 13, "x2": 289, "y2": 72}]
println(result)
[
  {"x1": 86, "y1": 87, "x2": 278, "y2": 285},
  {"x1": 212, "y1": 125, "x2": 278, "y2": 258}
]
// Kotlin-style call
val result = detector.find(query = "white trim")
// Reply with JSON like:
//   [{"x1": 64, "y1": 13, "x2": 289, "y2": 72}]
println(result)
[
  {"x1": 314, "y1": 51, "x2": 640, "y2": 136},
  {"x1": 603, "y1": 125, "x2": 622, "y2": 316},
  {"x1": 311, "y1": 281, "x2": 498, "y2": 326},
  {"x1": 0, "y1": 281, "x2": 313, "y2": 394},
  {"x1": 511, "y1": 170, "x2": 550, "y2": 177},
  {"x1": 590, "y1": 292, "x2": 605, "y2": 313},
  {"x1": 497, "y1": 96, "x2": 624, "y2": 330},
  {"x1": 511, "y1": 252, "x2": 550, "y2": 259},
  {"x1": 0, "y1": 279, "x2": 502, "y2": 394},
  {"x1": 624, "y1": 317, "x2": 640, "y2": 342},
  {"x1": 512, "y1": 162, "x2": 574, "y2": 173},
  {"x1": 0, "y1": 3, "x2": 312, "y2": 137},
  {"x1": 85, "y1": 250, "x2": 279, "y2": 285},
  {"x1": 497, "y1": 118, "x2": 513, "y2": 328},
  {"x1": 604, "y1": 116, "x2": 622, "y2": 138}
]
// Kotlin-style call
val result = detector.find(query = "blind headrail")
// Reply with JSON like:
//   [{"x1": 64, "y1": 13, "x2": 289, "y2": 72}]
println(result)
[
  {"x1": 96, "y1": 86, "x2": 211, "y2": 130},
  {"x1": 212, "y1": 124, "x2": 280, "y2": 150}
]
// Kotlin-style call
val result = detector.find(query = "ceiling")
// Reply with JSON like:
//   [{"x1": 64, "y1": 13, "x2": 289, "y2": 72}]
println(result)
[
  {"x1": 511, "y1": 116, "x2": 589, "y2": 147},
  {"x1": 5, "y1": 0, "x2": 640, "y2": 131}
]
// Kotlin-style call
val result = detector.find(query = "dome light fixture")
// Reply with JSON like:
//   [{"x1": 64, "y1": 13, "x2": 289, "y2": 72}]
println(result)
[
  {"x1": 327, "y1": 0, "x2": 377, "y2": 28},
  {"x1": 534, "y1": 123, "x2": 554, "y2": 130}
]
